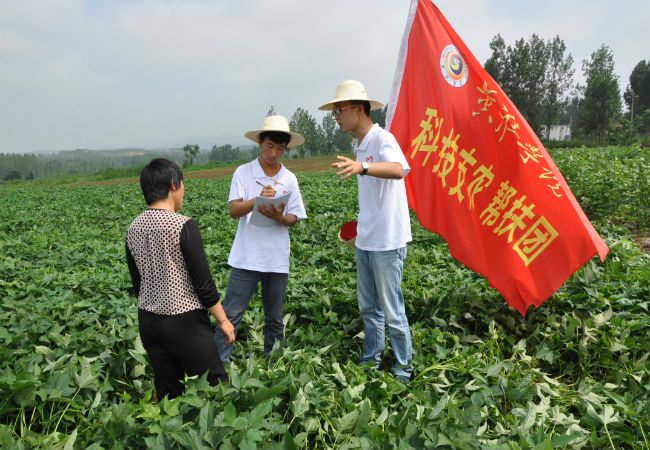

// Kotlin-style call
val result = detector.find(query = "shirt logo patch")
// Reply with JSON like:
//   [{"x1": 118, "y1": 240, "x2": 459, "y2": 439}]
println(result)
[{"x1": 366, "y1": 156, "x2": 374, "y2": 162}]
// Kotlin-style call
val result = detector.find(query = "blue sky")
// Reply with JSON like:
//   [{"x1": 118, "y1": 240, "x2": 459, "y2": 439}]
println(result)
[{"x1": 1, "y1": 0, "x2": 648, "y2": 153}]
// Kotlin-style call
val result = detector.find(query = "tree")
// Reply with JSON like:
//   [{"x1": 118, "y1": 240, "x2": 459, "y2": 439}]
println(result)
[
  {"x1": 370, "y1": 105, "x2": 388, "y2": 129},
  {"x1": 485, "y1": 34, "x2": 576, "y2": 136},
  {"x1": 321, "y1": 114, "x2": 354, "y2": 154},
  {"x1": 209, "y1": 145, "x2": 219, "y2": 161},
  {"x1": 289, "y1": 107, "x2": 324, "y2": 157},
  {"x1": 209, "y1": 144, "x2": 241, "y2": 162},
  {"x1": 484, "y1": 34, "x2": 549, "y2": 134},
  {"x1": 266, "y1": 105, "x2": 277, "y2": 117},
  {"x1": 3, "y1": 170, "x2": 21, "y2": 181},
  {"x1": 484, "y1": 34, "x2": 507, "y2": 86},
  {"x1": 541, "y1": 36, "x2": 575, "y2": 139},
  {"x1": 182, "y1": 144, "x2": 200, "y2": 167},
  {"x1": 623, "y1": 60, "x2": 650, "y2": 136},
  {"x1": 559, "y1": 94, "x2": 583, "y2": 132},
  {"x1": 321, "y1": 114, "x2": 337, "y2": 155},
  {"x1": 624, "y1": 60, "x2": 650, "y2": 112},
  {"x1": 333, "y1": 130, "x2": 354, "y2": 154},
  {"x1": 581, "y1": 45, "x2": 621, "y2": 143}
]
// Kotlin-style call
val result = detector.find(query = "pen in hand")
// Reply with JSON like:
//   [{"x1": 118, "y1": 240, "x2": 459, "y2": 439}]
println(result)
[{"x1": 256, "y1": 180, "x2": 275, "y2": 198}]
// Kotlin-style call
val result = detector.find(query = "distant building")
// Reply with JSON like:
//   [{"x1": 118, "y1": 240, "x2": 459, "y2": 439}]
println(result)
[{"x1": 541, "y1": 125, "x2": 571, "y2": 141}]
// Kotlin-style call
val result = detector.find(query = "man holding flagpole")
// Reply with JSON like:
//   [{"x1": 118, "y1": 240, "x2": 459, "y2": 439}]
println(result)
[{"x1": 321, "y1": 80, "x2": 413, "y2": 383}]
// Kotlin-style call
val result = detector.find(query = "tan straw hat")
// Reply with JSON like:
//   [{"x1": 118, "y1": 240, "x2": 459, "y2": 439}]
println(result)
[
  {"x1": 319, "y1": 79, "x2": 384, "y2": 111},
  {"x1": 245, "y1": 115, "x2": 305, "y2": 148}
]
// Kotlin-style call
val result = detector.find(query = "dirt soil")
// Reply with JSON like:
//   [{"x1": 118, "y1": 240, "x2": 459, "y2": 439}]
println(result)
[
  {"x1": 631, "y1": 233, "x2": 650, "y2": 254},
  {"x1": 79, "y1": 156, "x2": 337, "y2": 186}
]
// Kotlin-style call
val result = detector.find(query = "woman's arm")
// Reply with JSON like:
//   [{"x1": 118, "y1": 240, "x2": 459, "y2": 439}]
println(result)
[
  {"x1": 180, "y1": 219, "x2": 235, "y2": 344},
  {"x1": 125, "y1": 242, "x2": 141, "y2": 297}
]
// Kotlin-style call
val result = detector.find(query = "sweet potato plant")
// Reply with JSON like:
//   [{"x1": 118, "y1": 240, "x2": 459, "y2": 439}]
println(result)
[{"x1": 0, "y1": 145, "x2": 648, "y2": 449}]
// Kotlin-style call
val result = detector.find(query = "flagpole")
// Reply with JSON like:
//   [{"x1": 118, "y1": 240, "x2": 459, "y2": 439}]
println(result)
[{"x1": 386, "y1": 0, "x2": 419, "y2": 131}]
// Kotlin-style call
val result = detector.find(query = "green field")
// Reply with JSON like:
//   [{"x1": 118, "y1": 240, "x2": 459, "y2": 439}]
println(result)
[{"x1": 0, "y1": 146, "x2": 648, "y2": 449}]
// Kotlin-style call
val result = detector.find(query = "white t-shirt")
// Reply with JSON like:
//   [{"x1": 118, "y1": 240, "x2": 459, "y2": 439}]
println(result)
[
  {"x1": 227, "y1": 158, "x2": 306, "y2": 273},
  {"x1": 355, "y1": 124, "x2": 412, "y2": 251}
]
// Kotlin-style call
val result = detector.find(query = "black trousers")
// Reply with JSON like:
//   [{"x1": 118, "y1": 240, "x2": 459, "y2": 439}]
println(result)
[{"x1": 138, "y1": 308, "x2": 228, "y2": 399}]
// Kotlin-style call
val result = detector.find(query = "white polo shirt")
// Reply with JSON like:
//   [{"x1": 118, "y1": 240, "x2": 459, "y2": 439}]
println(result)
[
  {"x1": 227, "y1": 158, "x2": 306, "y2": 273},
  {"x1": 355, "y1": 124, "x2": 412, "y2": 251}
]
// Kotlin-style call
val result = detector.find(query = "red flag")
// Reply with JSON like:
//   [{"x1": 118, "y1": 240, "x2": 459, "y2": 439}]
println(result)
[{"x1": 386, "y1": 0, "x2": 609, "y2": 315}]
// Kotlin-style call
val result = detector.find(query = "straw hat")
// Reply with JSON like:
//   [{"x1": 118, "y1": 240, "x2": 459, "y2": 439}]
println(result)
[
  {"x1": 245, "y1": 115, "x2": 305, "y2": 148},
  {"x1": 319, "y1": 80, "x2": 384, "y2": 111}
]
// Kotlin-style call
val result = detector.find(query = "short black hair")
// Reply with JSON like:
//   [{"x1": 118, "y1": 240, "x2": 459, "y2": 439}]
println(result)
[
  {"x1": 350, "y1": 100, "x2": 371, "y2": 116},
  {"x1": 139, "y1": 158, "x2": 184, "y2": 205},
  {"x1": 259, "y1": 131, "x2": 291, "y2": 146}
]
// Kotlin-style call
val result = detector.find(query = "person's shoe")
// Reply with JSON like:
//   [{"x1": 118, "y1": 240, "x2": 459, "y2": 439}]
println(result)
[{"x1": 394, "y1": 375, "x2": 411, "y2": 384}]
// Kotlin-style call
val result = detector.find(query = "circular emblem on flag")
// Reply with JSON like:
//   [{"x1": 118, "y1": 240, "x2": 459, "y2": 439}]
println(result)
[{"x1": 440, "y1": 44, "x2": 468, "y2": 87}]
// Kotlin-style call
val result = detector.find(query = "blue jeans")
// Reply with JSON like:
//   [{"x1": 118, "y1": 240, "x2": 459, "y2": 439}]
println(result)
[
  {"x1": 356, "y1": 246, "x2": 412, "y2": 377},
  {"x1": 215, "y1": 267, "x2": 288, "y2": 362}
]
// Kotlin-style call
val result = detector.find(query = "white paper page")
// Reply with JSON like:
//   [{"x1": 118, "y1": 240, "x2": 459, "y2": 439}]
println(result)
[{"x1": 249, "y1": 192, "x2": 292, "y2": 227}]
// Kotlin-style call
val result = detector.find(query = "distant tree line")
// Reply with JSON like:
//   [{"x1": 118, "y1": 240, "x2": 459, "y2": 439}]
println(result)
[
  {"x1": 484, "y1": 34, "x2": 649, "y2": 145},
  {"x1": 1, "y1": 109, "x2": 360, "y2": 180},
  {"x1": 0, "y1": 105, "x2": 363, "y2": 180},
  {"x1": 0, "y1": 149, "x2": 186, "y2": 181}
]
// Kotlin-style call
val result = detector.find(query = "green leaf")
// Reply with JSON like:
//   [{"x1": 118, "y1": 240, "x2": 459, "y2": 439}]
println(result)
[
  {"x1": 549, "y1": 434, "x2": 582, "y2": 448},
  {"x1": 34, "y1": 345, "x2": 52, "y2": 355},
  {"x1": 161, "y1": 396, "x2": 180, "y2": 416},
  {"x1": 281, "y1": 431, "x2": 299, "y2": 450},
  {"x1": 303, "y1": 416, "x2": 320, "y2": 433},
  {"x1": 356, "y1": 399, "x2": 371, "y2": 433},
  {"x1": 430, "y1": 393, "x2": 449, "y2": 419},
  {"x1": 331, "y1": 362, "x2": 347, "y2": 384},
  {"x1": 336, "y1": 409, "x2": 360, "y2": 435},
  {"x1": 600, "y1": 405, "x2": 617, "y2": 425},
  {"x1": 144, "y1": 433, "x2": 167, "y2": 450},
  {"x1": 535, "y1": 345, "x2": 555, "y2": 363},
  {"x1": 0, "y1": 424, "x2": 25, "y2": 450},
  {"x1": 229, "y1": 370, "x2": 241, "y2": 389},
  {"x1": 376, "y1": 408, "x2": 389, "y2": 425},
  {"x1": 609, "y1": 341, "x2": 627, "y2": 352},
  {"x1": 232, "y1": 417, "x2": 249, "y2": 431},
  {"x1": 198, "y1": 403, "x2": 211, "y2": 435},
  {"x1": 487, "y1": 361, "x2": 504, "y2": 377},
  {"x1": 249, "y1": 398, "x2": 272, "y2": 423},
  {"x1": 336, "y1": 399, "x2": 370, "y2": 435},
  {"x1": 291, "y1": 388, "x2": 309, "y2": 417},
  {"x1": 14, "y1": 384, "x2": 37, "y2": 407},
  {"x1": 344, "y1": 383, "x2": 365, "y2": 401},
  {"x1": 222, "y1": 403, "x2": 236, "y2": 426},
  {"x1": 252, "y1": 380, "x2": 286, "y2": 404},
  {"x1": 74, "y1": 357, "x2": 99, "y2": 390},
  {"x1": 518, "y1": 402, "x2": 537, "y2": 434},
  {"x1": 90, "y1": 390, "x2": 101, "y2": 409},
  {"x1": 61, "y1": 428, "x2": 78, "y2": 450}
]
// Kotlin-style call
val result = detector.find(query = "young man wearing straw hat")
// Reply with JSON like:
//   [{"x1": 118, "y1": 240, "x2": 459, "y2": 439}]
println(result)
[
  {"x1": 321, "y1": 80, "x2": 413, "y2": 383},
  {"x1": 214, "y1": 115, "x2": 307, "y2": 362}
]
